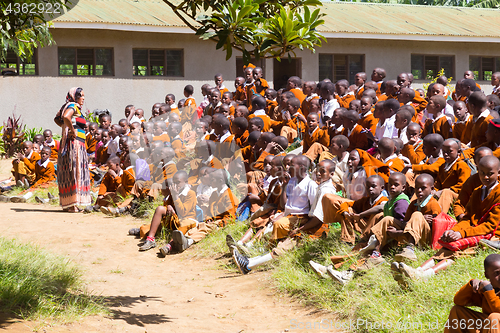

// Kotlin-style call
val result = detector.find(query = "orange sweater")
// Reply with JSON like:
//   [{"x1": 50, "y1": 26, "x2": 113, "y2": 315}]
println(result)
[
  {"x1": 384, "y1": 156, "x2": 405, "y2": 173},
  {"x1": 337, "y1": 195, "x2": 388, "y2": 219},
  {"x1": 452, "y1": 184, "x2": 500, "y2": 237},
  {"x1": 404, "y1": 197, "x2": 441, "y2": 222},
  {"x1": 401, "y1": 140, "x2": 426, "y2": 164},
  {"x1": 21, "y1": 151, "x2": 41, "y2": 173},
  {"x1": 86, "y1": 133, "x2": 96, "y2": 154},
  {"x1": 301, "y1": 95, "x2": 319, "y2": 118},
  {"x1": 452, "y1": 116, "x2": 471, "y2": 141},
  {"x1": 434, "y1": 159, "x2": 471, "y2": 193},
  {"x1": 98, "y1": 171, "x2": 122, "y2": 195},
  {"x1": 302, "y1": 126, "x2": 330, "y2": 154},
  {"x1": 208, "y1": 187, "x2": 238, "y2": 222},
  {"x1": 412, "y1": 157, "x2": 445, "y2": 179},
  {"x1": 342, "y1": 124, "x2": 369, "y2": 151},
  {"x1": 358, "y1": 112, "x2": 377, "y2": 135},
  {"x1": 180, "y1": 98, "x2": 197, "y2": 124},
  {"x1": 453, "y1": 280, "x2": 500, "y2": 315},
  {"x1": 165, "y1": 188, "x2": 197, "y2": 220},
  {"x1": 120, "y1": 167, "x2": 136, "y2": 197},
  {"x1": 32, "y1": 160, "x2": 56, "y2": 187},
  {"x1": 453, "y1": 173, "x2": 482, "y2": 218},
  {"x1": 422, "y1": 115, "x2": 451, "y2": 139},
  {"x1": 336, "y1": 93, "x2": 356, "y2": 109},
  {"x1": 290, "y1": 88, "x2": 306, "y2": 104}
]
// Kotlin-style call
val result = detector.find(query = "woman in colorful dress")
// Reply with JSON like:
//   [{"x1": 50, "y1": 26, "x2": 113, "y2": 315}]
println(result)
[{"x1": 57, "y1": 87, "x2": 92, "y2": 212}]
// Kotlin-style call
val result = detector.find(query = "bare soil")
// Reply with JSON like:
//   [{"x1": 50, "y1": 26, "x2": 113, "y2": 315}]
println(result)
[{"x1": 0, "y1": 159, "x2": 337, "y2": 333}]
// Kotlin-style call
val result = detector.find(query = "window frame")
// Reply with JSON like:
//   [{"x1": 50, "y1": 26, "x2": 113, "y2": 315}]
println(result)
[
  {"x1": 0, "y1": 49, "x2": 38, "y2": 76},
  {"x1": 410, "y1": 54, "x2": 455, "y2": 81},
  {"x1": 469, "y1": 55, "x2": 500, "y2": 81},
  {"x1": 318, "y1": 53, "x2": 365, "y2": 83},
  {"x1": 58, "y1": 47, "x2": 115, "y2": 77},
  {"x1": 132, "y1": 48, "x2": 184, "y2": 78}
]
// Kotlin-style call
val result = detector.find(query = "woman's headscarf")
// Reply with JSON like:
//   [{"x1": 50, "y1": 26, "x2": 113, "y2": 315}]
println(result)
[{"x1": 66, "y1": 87, "x2": 79, "y2": 103}]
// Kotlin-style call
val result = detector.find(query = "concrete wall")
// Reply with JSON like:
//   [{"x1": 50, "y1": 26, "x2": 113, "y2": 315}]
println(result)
[{"x1": 1, "y1": 28, "x2": 498, "y2": 132}]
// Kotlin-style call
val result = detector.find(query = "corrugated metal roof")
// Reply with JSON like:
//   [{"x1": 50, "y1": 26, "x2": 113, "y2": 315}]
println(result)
[{"x1": 54, "y1": 0, "x2": 500, "y2": 38}]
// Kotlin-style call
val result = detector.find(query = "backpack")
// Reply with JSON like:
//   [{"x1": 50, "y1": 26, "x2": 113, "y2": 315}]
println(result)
[{"x1": 135, "y1": 159, "x2": 151, "y2": 181}]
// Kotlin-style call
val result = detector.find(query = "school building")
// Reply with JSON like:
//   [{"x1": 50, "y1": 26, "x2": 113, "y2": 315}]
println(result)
[{"x1": 1, "y1": 0, "x2": 500, "y2": 131}]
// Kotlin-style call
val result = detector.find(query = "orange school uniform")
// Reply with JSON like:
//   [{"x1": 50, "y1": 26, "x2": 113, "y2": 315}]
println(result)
[
  {"x1": 401, "y1": 140, "x2": 426, "y2": 165},
  {"x1": 453, "y1": 172, "x2": 482, "y2": 218},
  {"x1": 384, "y1": 155, "x2": 405, "y2": 173},
  {"x1": 120, "y1": 167, "x2": 136, "y2": 197},
  {"x1": 86, "y1": 133, "x2": 96, "y2": 154},
  {"x1": 98, "y1": 171, "x2": 122, "y2": 196},
  {"x1": 32, "y1": 159, "x2": 56, "y2": 187},
  {"x1": 180, "y1": 98, "x2": 197, "y2": 124},
  {"x1": 301, "y1": 95, "x2": 319, "y2": 118},
  {"x1": 336, "y1": 93, "x2": 355, "y2": 109},
  {"x1": 358, "y1": 111, "x2": 377, "y2": 135},
  {"x1": 21, "y1": 151, "x2": 41, "y2": 174},
  {"x1": 208, "y1": 187, "x2": 238, "y2": 224},
  {"x1": 341, "y1": 124, "x2": 369, "y2": 151},
  {"x1": 422, "y1": 115, "x2": 452, "y2": 139},
  {"x1": 302, "y1": 126, "x2": 330, "y2": 154},
  {"x1": 412, "y1": 157, "x2": 446, "y2": 179},
  {"x1": 434, "y1": 159, "x2": 471, "y2": 194}
]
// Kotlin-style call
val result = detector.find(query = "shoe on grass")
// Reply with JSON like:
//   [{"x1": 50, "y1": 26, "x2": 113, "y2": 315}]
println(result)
[
  {"x1": 10, "y1": 196, "x2": 26, "y2": 203},
  {"x1": 326, "y1": 266, "x2": 354, "y2": 285},
  {"x1": 0, "y1": 195, "x2": 10, "y2": 202},
  {"x1": 35, "y1": 196, "x2": 49, "y2": 204},
  {"x1": 24, "y1": 178, "x2": 30, "y2": 189},
  {"x1": 128, "y1": 228, "x2": 140, "y2": 236},
  {"x1": 16, "y1": 180, "x2": 24, "y2": 187},
  {"x1": 83, "y1": 205, "x2": 95, "y2": 213},
  {"x1": 232, "y1": 248, "x2": 251, "y2": 274},
  {"x1": 139, "y1": 239, "x2": 156, "y2": 251},
  {"x1": 47, "y1": 192, "x2": 56, "y2": 201},
  {"x1": 394, "y1": 247, "x2": 417, "y2": 262},
  {"x1": 359, "y1": 235, "x2": 379, "y2": 255},
  {"x1": 100, "y1": 206, "x2": 114, "y2": 216},
  {"x1": 225, "y1": 234, "x2": 250, "y2": 255},
  {"x1": 308, "y1": 260, "x2": 330, "y2": 279},
  {"x1": 172, "y1": 230, "x2": 189, "y2": 253},
  {"x1": 159, "y1": 245, "x2": 171, "y2": 256},
  {"x1": 399, "y1": 262, "x2": 419, "y2": 280},
  {"x1": 357, "y1": 254, "x2": 385, "y2": 271},
  {"x1": 480, "y1": 239, "x2": 500, "y2": 251}
]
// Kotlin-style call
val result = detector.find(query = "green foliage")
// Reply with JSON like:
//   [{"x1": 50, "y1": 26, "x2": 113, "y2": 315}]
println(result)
[
  {"x1": 0, "y1": 237, "x2": 106, "y2": 322},
  {"x1": 22, "y1": 125, "x2": 43, "y2": 142},
  {"x1": 165, "y1": 0, "x2": 325, "y2": 63},
  {"x1": 337, "y1": 0, "x2": 499, "y2": 7},
  {"x1": 423, "y1": 68, "x2": 454, "y2": 96},
  {"x1": 2, "y1": 113, "x2": 25, "y2": 158}
]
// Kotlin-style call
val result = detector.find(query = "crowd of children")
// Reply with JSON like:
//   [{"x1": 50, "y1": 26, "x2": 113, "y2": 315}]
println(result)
[{"x1": 3, "y1": 66, "x2": 500, "y2": 331}]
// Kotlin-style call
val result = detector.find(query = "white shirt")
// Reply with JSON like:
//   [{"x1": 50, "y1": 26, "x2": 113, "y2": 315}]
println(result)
[
  {"x1": 482, "y1": 181, "x2": 499, "y2": 201},
  {"x1": 284, "y1": 175, "x2": 318, "y2": 216},
  {"x1": 37, "y1": 158, "x2": 50, "y2": 168},
  {"x1": 107, "y1": 136, "x2": 119, "y2": 157},
  {"x1": 320, "y1": 98, "x2": 340, "y2": 128},
  {"x1": 375, "y1": 115, "x2": 398, "y2": 140},
  {"x1": 398, "y1": 125, "x2": 408, "y2": 144},
  {"x1": 347, "y1": 124, "x2": 359, "y2": 137},
  {"x1": 253, "y1": 109, "x2": 266, "y2": 116},
  {"x1": 129, "y1": 115, "x2": 141, "y2": 124},
  {"x1": 309, "y1": 179, "x2": 337, "y2": 222},
  {"x1": 219, "y1": 131, "x2": 231, "y2": 143}
]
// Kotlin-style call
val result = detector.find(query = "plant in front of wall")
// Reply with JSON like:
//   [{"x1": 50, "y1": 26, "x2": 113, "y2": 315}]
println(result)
[
  {"x1": 22, "y1": 126, "x2": 43, "y2": 143},
  {"x1": 2, "y1": 113, "x2": 25, "y2": 158}
]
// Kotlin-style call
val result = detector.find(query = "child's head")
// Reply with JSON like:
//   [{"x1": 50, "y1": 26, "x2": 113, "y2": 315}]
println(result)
[
  {"x1": 335, "y1": 79, "x2": 349, "y2": 96},
  {"x1": 252, "y1": 67, "x2": 263, "y2": 81},
  {"x1": 468, "y1": 91, "x2": 488, "y2": 117},
  {"x1": 355, "y1": 72, "x2": 367, "y2": 87},
  {"x1": 329, "y1": 135, "x2": 349, "y2": 156},
  {"x1": 359, "y1": 96, "x2": 373, "y2": 116},
  {"x1": 246, "y1": 131, "x2": 261, "y2": 148},
  {"x1": 270, "y1": 156, "x2": 284, "y2": 178},
  {"x1": 349, "y1": 100, "x2": 361, "y2": 113},
  {"x1": 383, "y1": 99, "x2": 400, "y2": 119},
  {"x1": 342, "y1": 110, "x2": 359, "y2": 130},
  {"x1": 255, "y1": 132, "x2": 276, "y2": 152},
  {"x1": 331, "y1": 108, "x2": 346, "y2": 127},
  {"x1": 487, "y1": 94, "x2": 500, "y2": 111},
  {"x1": 362, "y1": 88, "x2": 378, "y2": 105},
  {"x1": 453, "y1": 101, "x2": 468, "y2": 122},
  {"x1": 165, "y1": 94, "x2": 176, "y2": 106},
  {"x1": 478, "y1": 155, "x2": 500, "y2": 188},
  {"x1": 265, "y1": 88, "x2": 278, "y2": 101},
  {"x1": 130, "y1": 134, "x2": 141, "y2": 151},
  {"x1": 100, "y1": 129, "x2": 109, "y2": 144},
  {"x1": 214, "y1": 73, "x2": 224, "y2": 87},
  {"x1": 154, "y1": 121, "x2": 167, "y2": 136},
  {"x1": 172, "y1": 170, "x2": 189, "y2": 189},
  {"x1": 427, "y1": 95, "x2": 447, "y2": 116},
  {"x1": 42, "y1": 129, "x2": 53, "y2": 143},
  {"x1": 100, "y1": 114, "x2": 111, "y2": 129},
  {"x1": 218, "y1": 104, "x2": 230, "y2": 117},
  {"x1": 198, "y1": 166, "x2": 213, "y2": 185},
  {"x1": 406, "y1": 122, "x2": 421, "y2": 143},
  {"x1": 373, "y1": 101, "x2": 385, "y2": 119},
  {"x1": 32, "y1": 142, "x2": 40, "y2": 154},
  {"x1": 143, "y1": 121, "x2": 154, "y2": 133},
  {"x1": 283, "y1": 154, "x2": 295, "y2": 172},
  {"x1": 365, "y1": 175, "x2": 384, "y2": 199},
  {"x1": 130, "y1": 122, "x2": 141, "y2": 134},
  {"x1": 119, "y1": 136, "x2": 129, "y2": 153},
  {"x1": 285, "y1": 97, "x2": 301, "y2": 115},
  {"x1": 210, "y1": 89, "x2": 221, "y2": 106},
  {"x1": 263, "y1": 155, "x2": 274, "y2": 174},
  {"x1": 302, "y1": 81, "x2": 317, "y2": 96},
  {"x1": 210, "y1": 169, "x2": 229, "y2": 190},
  {"x1": 235, "y1": 105, "x2": 249, "y2": 118},
  {"x1": 22, "y1": 141, "x2": 33, "y2": 155},
  {"x1": 422, "y1": 133, "x2": 444, "y2": 157},
  {"x1": 184, "y1": 84, "x2": 194, "y2": 98},
  {"x1": 395, "y1": 109, "x2": 412, "y2": 130},
  {"x1": 161, "y1": 147, "x2": 176, "y2": 163},
  {"x1": 484, "y1": 254, "x2": 500, "y2": 290},
  {"x1": 33, "y1": 134, "x2": 44, "y2": 145},
  {"x1": 347, "y1": 150, "x2": 361, "y2": 173},
  {"x1": 252, "y1": 95, "x2": 267, "y2": 112},
  {"x1": 39, "y1": 146, "x2": 51, "y2": 162},
  {"x1": 306, "y1": 113, "x2": 320, "y2": 131},
  {"x1": 315, "y1": 159, "x2": 336, "y2": 184},
  {"x1": 371, "y1": 67, "x2": 386, "y2": 82},
  {"x1": 269, "y1": 136, "x2": 289, "y2": 155},
  {"x1": 320, "y1": 81, "x2": 335, "y2": 99},
  {"x1": 474, "y1": 147, "x2": 494, "y2": 166},
  {"x1": 387, "y1": 172, "x2": 406, "y2": 199},
  {"x1": 310, "y1": 98, "x2": 321, "y2": 114},
  {"x1": 195, "y1": 140, "x2": 216, "y2": 160},
  {"x1": 384, "y1": 80, "x2": 400, "y2": 97},
  {"x1": 289, "y1": 155, "x2": 310, "y2": 180},
  {"x1": 231, "y1": 117, "x2": 248, "y2": 137},
  {"x1": 88, "y1": 123, "x2": 98, "y2": 136},
  {"x1": 397, "y1": 87, "x2": 415, "y2": 105},
  {"x1": 244, "y1": 67, "x2": 254, "y2": 83},
  {"x1": 212, "y1": 116, "x2": 230, "y2": 136},
  {"x1": 442, "y1": 139, "x2": 460, "y2": 164},
  {"x1": 136, "y1": 108, "x2": 144, "y2": 118},
  {"x1": 107, "y1": 156, "x2": 121, "y2": 172},
  {"x1": 167, "y1": 122, "x2": 183, "y2": 138},
  {"x1": 280, "y1": 91, "x2": 294, "y2": 108},
  {"x1": 378, "y1": 138, "x2": 395, "y2": 160},
  {"x1": 414, "y1": 174, "x2": 434, "y2": 202},
  {"x1": 248, "y1": 117, "x2": 264, "y2": 133},
  {"x1": 234, "y1": 77, "x2": 245, "y2": 89},
  {"x1": 221, "y1": 92, "x2": 233, "y2": 105},
  {"x1": 125, "y1": 105, "x2": 135, "y2": 118},
  {"x1": 397, "y1": 73, "x2": 410, "y2": 88},
  {"x1": 119, "y1": 118, "x2": 129, "y2": 133},
  {"x1": 393, "y1": 138, "x2": 404, "y2": 155},
  {"x1": 286, "y1": 76, "x2": 302, "y2": 91},
  {"x1": 195, "y1": 120, "x2": 209, "y2": 137},
  {"x1": 151, "y1": 103, "x2": 161, "y2": 119}
]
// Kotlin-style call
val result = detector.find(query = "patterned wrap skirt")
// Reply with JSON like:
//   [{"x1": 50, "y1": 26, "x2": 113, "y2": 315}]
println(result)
[{"x1": 58, "y1": 137, "x2": 92, "y2": 209}]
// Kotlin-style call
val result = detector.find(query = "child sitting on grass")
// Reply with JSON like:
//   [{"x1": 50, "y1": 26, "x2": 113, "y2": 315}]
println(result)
[{"x1": 12, "y1": 141, "x2": 40, "y2": 189}]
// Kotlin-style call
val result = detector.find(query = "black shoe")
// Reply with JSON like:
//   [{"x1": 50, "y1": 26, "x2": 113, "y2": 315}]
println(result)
[
  {"x1": 232, "y1": 248, "x2": 251, "y2": 275},
  {"x1": 128, "y1": 228, "x2": 140, "y2": 236},
  {"x1": 226, "y1": 234, "x2": 237, "y2": 251},
  {"x1": 139, "y1": 239, "x2": 156, "y2": 251},
  {"x1": 172, "y1": 230, "x2": 189, "y2": 253}
]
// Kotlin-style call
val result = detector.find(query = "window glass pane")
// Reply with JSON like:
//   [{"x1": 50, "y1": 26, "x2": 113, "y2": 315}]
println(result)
[
  {"x1": 411, "y1": 55, "x2": 424, "y2": 80},
  {"x1": 318, "y1": 54, "x2": 332, "y2": 81},
  {"x1": 19, "y1": 63, "x2": 36, "y2": 75},
  {"x1": 235, "y1": 57, "x2": 265, "y2": 77},
  {"x1": 424, "y1": 56, "x2": 438, "y2": 80},
  {"x1": 77, "y1": 49, "x2": 93, "y2": 75},
  {"x1": 333, "y1": 55, "x2": 347, "y2": 82},
  {"x1": 166, "y1": 50, "x2": 183, "y2": 76},
  {"x1": 482, "y1": 57, "x2": 494, "y2": 81},
  {"x1": 439, "y1": 56, "x2": 454, "y2": 79},
  {"x1": 149, "y1": 50, "x2": 164, "y2": 76},
  {"x1": 469, "y1": 56, "x2": 480, "y2": 80},
  {"x1": 59, "y1": 48, "x2": 75, "y2": 75},
  {"x1": 348, "y1": 55, "x2": 364, "y2": 83},
  {"x1": 95, "y1": 49, "x2": 112, "y2": 75},
  {"x1": 1, "y1": 50, "x2": 19, "y2": 73},
  {"x1": 133, "y1": 49, "x2": 148, "y2": 76}
]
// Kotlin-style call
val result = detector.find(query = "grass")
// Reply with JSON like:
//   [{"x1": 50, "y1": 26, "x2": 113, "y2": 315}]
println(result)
[
  {"x1": 0, "y1": 237, "x2": 107, "y2": 323},
  {"x1": 6, "y1": 184, "x2": 60, "y2": 205},
  {"x1": 191, "y1": 220, "x2": 493, "y2": 333}
]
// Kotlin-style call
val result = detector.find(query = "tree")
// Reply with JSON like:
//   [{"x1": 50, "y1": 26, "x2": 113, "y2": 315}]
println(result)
[
  {"x1": 162, "y1": 0, "x2": 326, "y2": 63},
  {"x1": 337, "y1": 0, "x2": 499, "y2": 8},
  {"x1": 0, "y1": 1, "x2": 74, "y2": 61}
]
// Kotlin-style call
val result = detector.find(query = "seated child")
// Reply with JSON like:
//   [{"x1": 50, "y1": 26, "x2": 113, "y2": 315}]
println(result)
[
  {"x1": 231, "y1": 159, "x2": 336, "y2": 275},
  {"x1": 302, "y1": 112, "x2": 330, "y2": 155},
  {"x1": 408, "y1": 133, "x2": 445, "y2": 180},
  {"x1": 42, "y1": 129, "x2": 60, "y2": 161},
  {"x1": 153, "y1": 121, "x2": 169, "y2": 142},
  {"x1": 400, "y1": 122, "x2": 426, "y2": 164},
  {"x1": 231, "y1": 117, "x2": 249, "y2": 148},
  {"x1": 133, "y1": 170, "x2": 198, "y2": 253},
  {"x1": 95, "y1": 129, "x2": 110, "y2": 166},
  {"x1": 378, "y1": 138, "x2": 405, "y2": 173},
  {"x1": 394, "y1": 109, "x2": 413, "y2": 145},
  {"x1": 341, "y1": 109, "x2": 368, "y2": 151},
  {"x1": 452, "y1": 100, "x2": 470, "y2": 141},
  {"x1": 32, "y1": 146, "x2": 56, "y2": 188},
  {"x1": 12, "y1": 141, "x2": 40, "y2": 188},
  {"x1": 422, "y1": 95, "x2": 452, "y2": 139},
  {"x1": 443, "y1": 254, "x2": 500, "y2": 333},
  {"x1": 358, "y1": 96, "x2": 377, "y2": 135},
  {"x1": 187, "y1": 140, "x2": 224, "y2": 185},
  {"x1": 85, "y1": 123, "x2": 98, "y2": 157},
  {"x1": 167, "y1": 121, "x2": 186, "y2": 159}
]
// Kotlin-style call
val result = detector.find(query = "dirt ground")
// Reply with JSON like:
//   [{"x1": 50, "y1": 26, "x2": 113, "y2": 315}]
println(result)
[{"x1": 0, "y1": 159, "x2": 338, "y2": 333}]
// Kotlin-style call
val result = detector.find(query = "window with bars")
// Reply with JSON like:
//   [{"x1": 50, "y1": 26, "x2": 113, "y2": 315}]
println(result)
[
  {"x1": 0, "y1": 49, "x2": 37, "y2": 75},
  {"x1": 411, "y1": 55, "x2": 454, "y2": 80},
  {"x1": 58, "y1": 48, "x2": 113, "y2": 76},
  {"x1": 469, "y1": 56, "x2": 500, "y2": 81},
  {"x1": 133, "y1": 49, "x2": 183, "y2": 77},
  {"x1": 318, "y1": 54, "x2": 364, "y2": 83}
]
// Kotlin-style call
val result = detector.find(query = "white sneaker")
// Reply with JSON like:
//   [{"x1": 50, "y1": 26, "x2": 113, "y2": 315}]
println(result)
[
  {"x1": 359, "y1": 235, "x2": 379, "y2": 254},
  {"x1": 326, "y1": 267, "x2": 354, "y2": 285},
  {"x1": 308, "y1": 260, "x2": 330, "y2": 279}
]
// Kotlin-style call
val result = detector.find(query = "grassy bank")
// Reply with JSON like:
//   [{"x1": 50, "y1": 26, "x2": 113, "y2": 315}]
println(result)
[
  {"x1": 191, "y1": 223, "x2": 491, "y2": 333},
  {"x1": 0, "y1": 237, "x2": 106, "y2": 323}
]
